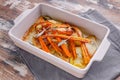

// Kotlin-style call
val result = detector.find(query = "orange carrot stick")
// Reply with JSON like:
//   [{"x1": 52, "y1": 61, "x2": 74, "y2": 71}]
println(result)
[
  {"x1": 38, "y1": 36, "x2": 50, "y2": 52},
  {"x1": 46, "y1": 37, "x2": 62, "y2": 55},
  {"x1": 73, "y1": 26, "x2": 91, "y2": 64},
  {"x1": 81, "y1": 44, "x2": 88, "y2": 64},
  {"x1": 42, "y1": 34, "x2": 90, "y2": 43},
  {"x1": 69, "y1": 39, "x2": 77, "y2": 59},
  {"x1": 49, "y1": 30, "x2": 73, "y2": 35},
  {"x1": 81, "y1": 43, "x2": 90, "y2": 64},
  {"x1": 40, "y1": 21, "x2": 52, "y2": 28},
  {"x1": 56, "y1": 38, "x2": 72, "y2": 58}
]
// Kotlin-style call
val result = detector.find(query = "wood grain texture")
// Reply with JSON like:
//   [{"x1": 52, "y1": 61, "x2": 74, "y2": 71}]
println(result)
[{"x1": 0, "y1": 0, "x2": 120, "y2": 79}]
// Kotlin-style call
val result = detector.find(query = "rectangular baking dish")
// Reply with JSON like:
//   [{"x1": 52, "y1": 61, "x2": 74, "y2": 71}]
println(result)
[{"x1": 8, "y1": 3, "x2": 110, "y2": 78}]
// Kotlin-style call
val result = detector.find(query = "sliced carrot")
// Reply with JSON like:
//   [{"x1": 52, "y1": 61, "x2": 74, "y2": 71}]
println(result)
[
  {"x1": 50, "y1": 30, "x2": 73, "y2": 35},
  {"x1": 81, "y1": 43, "x2": 91, "y2": 64},
  {"x1": 38, "y1": 36, "x2": 50, "y2": 52},
  {"x1": 73, "y1": 26, "x2": 91, "y2": 64},
  {"x1": 37, "y1": 21, "x2": 52, "y2": 29},
  {"x1": 80, "y1": 44, "x2": 87, "y2": 64},
  {"x1": 46, "y1": 37, "x2": 62, "y2": 56},
  {"x1": 56, "y1": 38, "x2": 72, "y2": 58},
  {"x1": 42, "y1": 34, "x2": 91, "y2": 43},
  {"x1": 69, "y1": 39, "x2": 77, "y2": 59}
]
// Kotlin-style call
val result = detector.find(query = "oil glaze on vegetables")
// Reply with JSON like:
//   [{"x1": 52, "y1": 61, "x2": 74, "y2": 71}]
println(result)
[{"x1": 22, "y1": 16, "x2": 99, "y2": 68}]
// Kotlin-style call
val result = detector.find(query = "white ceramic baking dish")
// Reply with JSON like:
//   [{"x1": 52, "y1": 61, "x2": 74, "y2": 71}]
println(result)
[{"x1": 8, "y1": 3, "x2": 110, "y2": 78}]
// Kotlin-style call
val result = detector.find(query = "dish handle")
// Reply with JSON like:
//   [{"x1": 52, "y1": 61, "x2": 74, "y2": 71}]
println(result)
[{"x1": 94, "y1": 39, "x2": 111, "y2": 61}]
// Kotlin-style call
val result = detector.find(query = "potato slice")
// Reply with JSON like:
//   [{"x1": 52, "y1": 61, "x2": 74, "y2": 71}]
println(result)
[
  {"x1": 73, "y1": 47, "x2": 85, "y2": 68},
  {"x1": 85, "y1": 36, "x2": 98, "y2": 55}
]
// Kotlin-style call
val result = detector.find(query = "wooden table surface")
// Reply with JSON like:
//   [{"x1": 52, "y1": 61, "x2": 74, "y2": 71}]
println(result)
[{"x1": 0, "y1": 0, "x2": 120, "y2": 80}]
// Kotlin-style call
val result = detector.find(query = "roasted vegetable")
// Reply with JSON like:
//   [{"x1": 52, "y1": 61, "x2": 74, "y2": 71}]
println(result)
[{"x1": 22, "y1": 16, "x2": 98, "y2": 68}]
